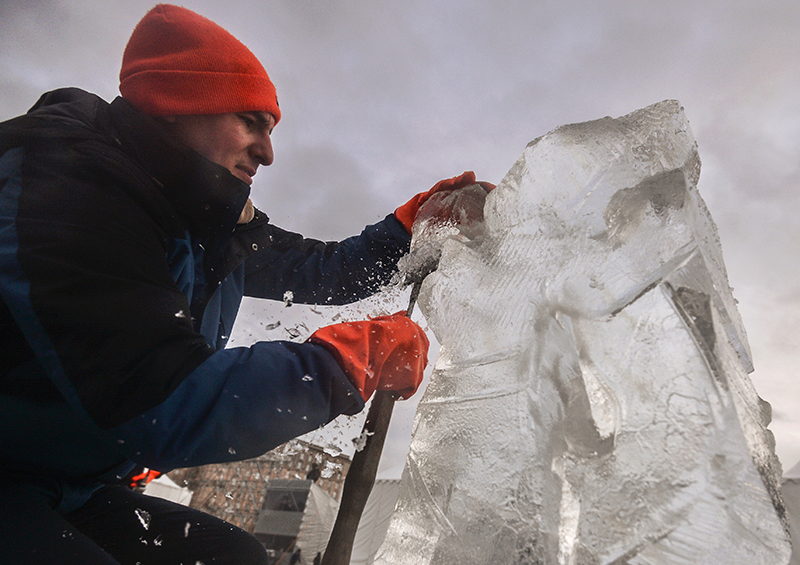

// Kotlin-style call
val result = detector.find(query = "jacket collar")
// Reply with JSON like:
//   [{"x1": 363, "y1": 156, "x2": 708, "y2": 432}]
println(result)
[
  {"x1": 13, "y1": 89, "x2": 256, "y2": 284},
  {"x1": 20, "y1": 89, "x2": 250, "y2": 242},
  {"x1": 106, "y1": 96, "x2": 250, "y2": 241}
]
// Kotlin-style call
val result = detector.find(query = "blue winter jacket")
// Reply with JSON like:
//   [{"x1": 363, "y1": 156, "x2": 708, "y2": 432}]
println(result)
[{"x1": 0, "y1": 89, "x2": 411, "y2": 512}]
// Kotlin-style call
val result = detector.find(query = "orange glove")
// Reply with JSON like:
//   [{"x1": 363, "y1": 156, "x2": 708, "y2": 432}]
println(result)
[
  {"x1": 308, "y1": 312, "x2": 429, "y2": 401},
  {"x1": 395, "y1": 171, "x2": 495, "y2": 233}
]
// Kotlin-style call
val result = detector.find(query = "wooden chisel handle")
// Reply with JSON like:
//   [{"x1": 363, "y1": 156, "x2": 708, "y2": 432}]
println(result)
[{"x1": 321, "y1": 281, "x2": 423, "y2": 565}]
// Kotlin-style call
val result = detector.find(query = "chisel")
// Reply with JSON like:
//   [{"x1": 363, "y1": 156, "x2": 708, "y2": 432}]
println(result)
[{"x1": 320, "y1": 256, "x2": 438, "y2": 565}]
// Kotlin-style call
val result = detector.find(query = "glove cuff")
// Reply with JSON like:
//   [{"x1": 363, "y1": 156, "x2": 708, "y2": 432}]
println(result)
[{"x1": 308, "y1": 330, "x2": 377, "y2": 402}]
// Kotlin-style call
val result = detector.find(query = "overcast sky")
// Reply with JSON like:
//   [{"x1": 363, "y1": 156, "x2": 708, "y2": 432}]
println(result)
[{"x1": 2, "y1": 0, "x2": 798, "y2": 478}]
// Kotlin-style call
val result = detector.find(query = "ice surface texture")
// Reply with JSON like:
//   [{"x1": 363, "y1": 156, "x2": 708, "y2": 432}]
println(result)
[{"x1": 375, "y1": 101, "x2": 790, "y2": 564}]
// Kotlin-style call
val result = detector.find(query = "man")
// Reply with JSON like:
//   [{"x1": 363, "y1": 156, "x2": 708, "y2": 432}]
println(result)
[{"x1": 0, "y1": 4, "x2": 489, "y2": 564}]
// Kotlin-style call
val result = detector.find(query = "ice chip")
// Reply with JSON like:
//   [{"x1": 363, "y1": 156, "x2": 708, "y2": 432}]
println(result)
[
  {"x1": 353, "y1": 429, "x2": 374, "y2": 452},
  {"x1": 395, "y1": 184, "x2": 489, "y2": 290},
  {"x1": 375, "y1": 101, "x2": 790, "y2": 564},
  {"x1": 321, "y1": 462, "x2": 341, "y2": 479},
  {"x1": 135, "y1": 508, "x2": 151, "y2": 530}
]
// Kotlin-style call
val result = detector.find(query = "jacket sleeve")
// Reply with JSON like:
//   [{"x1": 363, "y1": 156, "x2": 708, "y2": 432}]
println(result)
[
  {"x1": 1, "y1": 142, "x2": 363, "y2": 470},
  {"x1": 242, "y1": 214, "x2": 412, "y2": 305},
  {"x1": 107, "y1": 341, "x2": 364, "y2": 471}
]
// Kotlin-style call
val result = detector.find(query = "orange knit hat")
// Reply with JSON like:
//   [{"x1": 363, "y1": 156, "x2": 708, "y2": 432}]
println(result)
[{"x1": 119, "y1": 4, "x2": 280, "y2": 122}]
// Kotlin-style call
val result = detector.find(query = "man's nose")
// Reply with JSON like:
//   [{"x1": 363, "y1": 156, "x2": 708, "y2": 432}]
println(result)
[{"x1": 252, "y1": 132, "x2": 274, "y2": 166}]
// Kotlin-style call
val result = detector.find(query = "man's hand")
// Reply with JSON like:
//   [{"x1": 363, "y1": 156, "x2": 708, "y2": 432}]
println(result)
[
  {"x1": 308, "y1": 312, "x2": 429, "y2": 401},
  {"x1": 395, "y1": 171, "x2": 495, "y2": 233}
]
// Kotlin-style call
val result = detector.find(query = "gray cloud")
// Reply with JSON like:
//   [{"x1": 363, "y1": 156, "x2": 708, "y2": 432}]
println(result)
[{"x1": 252, "y1": 144, "x2": 383, "y2": 240}]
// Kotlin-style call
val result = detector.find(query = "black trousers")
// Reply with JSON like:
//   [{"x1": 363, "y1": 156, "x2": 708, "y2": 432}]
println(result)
[{"x1": 0, "y1": 483, "x2": 268, "y2": 565}]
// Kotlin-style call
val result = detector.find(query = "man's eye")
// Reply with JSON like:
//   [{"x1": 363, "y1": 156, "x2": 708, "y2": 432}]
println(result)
[{"x1": 239, "y1": 114, "x2": 255, "y2": 128}]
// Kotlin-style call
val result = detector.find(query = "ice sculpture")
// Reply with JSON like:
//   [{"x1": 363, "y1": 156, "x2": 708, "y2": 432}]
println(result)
[{"x1": 375, "y1": 101, "x2": 791, "y2": 564}]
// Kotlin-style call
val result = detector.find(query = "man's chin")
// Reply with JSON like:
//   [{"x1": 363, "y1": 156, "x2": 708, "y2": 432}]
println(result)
[{"x1": 234, "y1": 167, "x2": 254, "y2": 186}]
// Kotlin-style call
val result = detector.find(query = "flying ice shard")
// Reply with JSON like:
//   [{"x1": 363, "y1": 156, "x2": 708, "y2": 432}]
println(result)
[{"x1": 375, "y1": 101, "x2": 791, "y2": 564}]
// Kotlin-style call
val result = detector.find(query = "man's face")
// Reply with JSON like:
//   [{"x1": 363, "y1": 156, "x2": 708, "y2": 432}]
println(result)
[
  {"x1": 163, "y1": 111, "x2": 275, "y2": 223},
  {"x1": 164, "y1": 111, "x2": 275, "y2": 185}
]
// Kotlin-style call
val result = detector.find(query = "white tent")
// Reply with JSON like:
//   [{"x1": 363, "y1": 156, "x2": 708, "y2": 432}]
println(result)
[
  {"x1": 297, "y1": 482, "x2": 340, "y2": 561},
  {"x1": 349, "y1": 480, "x2": 401, "y2": 565},
  {"x1": 254, "y1": 479, "x2": 339, "y2": 563},
  {"x1": 143, "y1": 474, "x2": 193, "y2": 506}
]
